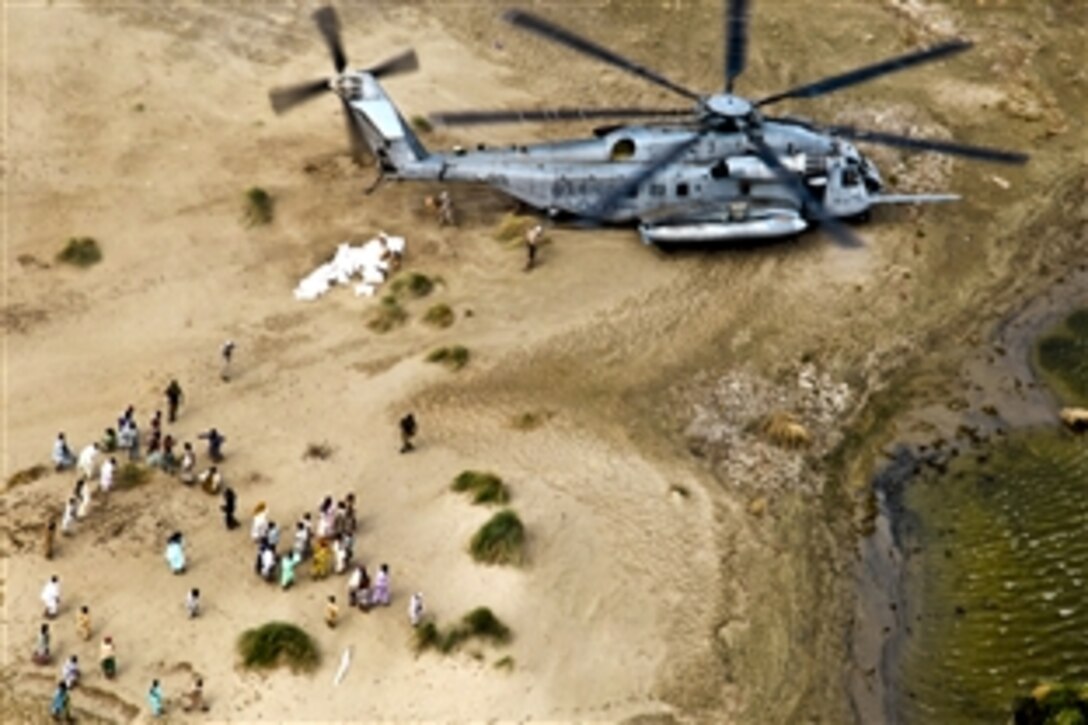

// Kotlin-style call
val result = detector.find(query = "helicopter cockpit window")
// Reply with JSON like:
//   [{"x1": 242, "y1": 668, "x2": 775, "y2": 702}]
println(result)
[
  {"x1": 710, "y1": 160, "x2": 730, "y2": 179},
  {"x1": 610, "y1": 138, "x2": 636, "y2": 161},
  {"x1": 842, "y1": 167, "x2": 860, "y2": 187},
  {"x1": 676, "y1": 182, "x2": 690, "y2": 197}
]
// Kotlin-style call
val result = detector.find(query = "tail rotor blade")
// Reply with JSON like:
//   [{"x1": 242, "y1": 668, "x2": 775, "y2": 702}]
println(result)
[
  {"x1": 269, "y1": 78, "x2": 331, "y2": 115},
  {"x1": 429, "y1": 107, "x2": 692, "y2": 127},
  {"x1": 757, "y1": 39, "x2": 972, "y2": 107},
  {"x1": 313, "y1": 5, "x2": 348, "y2": 73},
  {"x1": 829, "y1": 125, "x2": 1029, "y2": 164},
  {"x1": 725, "y1": 0, "x2": 749, "y2": 92},
  {"x1": 366, "y1": 49, "x2": 419, "y2": 79},
  {"x1": 749, "y1": 136, "x2": 863, "y2": 248},
  {"x1": 587, "y1": 131, "x2": 707, "y2": 220},
  {"x1": 504, "y1": 9, "x2": 700, "y2": 101}
]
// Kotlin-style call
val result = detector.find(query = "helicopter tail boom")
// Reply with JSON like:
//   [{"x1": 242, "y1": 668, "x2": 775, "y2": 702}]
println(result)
[{"x1": 343, "y1": 73, "x2": 430, "y2": 174}]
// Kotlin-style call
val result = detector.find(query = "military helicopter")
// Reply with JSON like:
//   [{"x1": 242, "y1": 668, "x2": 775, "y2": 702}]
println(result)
[{"x1": 269, "y1": 2, "x2": 1027, "y2": 247}]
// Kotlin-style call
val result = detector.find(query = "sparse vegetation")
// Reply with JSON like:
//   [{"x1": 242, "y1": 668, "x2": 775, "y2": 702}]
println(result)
[
  {"x1": 411, "y1": 115, "x2": 433, "y2": 133},
  {"x1": 422, "y1": 303, "x2": 455, "y2": 329},
  {"x1": 469, "y1": 509, "x2": 525, "y2": 566},
  {"x1": 510, "y1": 410, "x2": 552, "y2": 431},
  {"x1": 237, "y1": 621, "x2": 319, "y2": 672},
  {"x1": 493, "y1": 655, "x2": 515, "y2": 671},
  {"x1": 1012, "y1": 683, "x2": 1088, "y2": 724},
  {"x1": 6, "y1": 464, "x2": 49, "y2": 490},
  {"x1": 57, "y1": 237, "x2": 102, "y2": 267},
  {"x1": 368, "y1": 296, "x2": 408, "y2": 333},
  {"x1": 243, "y1": 187, "x2": 274, "y2": 226},
  {"x1": 133, "y1": 102, "x2": 145, "y2": 112},
  {"x1": 303, "y1": 442, "x2": 333, "y2": 461},
  {"x1": 426, "y1": 345, "x2": 470, "y2": 371},
  {"x1": 760, "y1": 410, "x2": 811, "y2": 448},
  {"x1": 493, "y1": 213, "x2": 536, "y2": 245},
  {"x1": 390, "y1": 272, "x2": 437, "y2": 299},
  {"x1": 414, "y1": 608, "x2": 512, "y2": 655},
  {"x1": 451, "y1": 470, "x2": 509, "y2": 505},
  {"x1": 115, "y1": 463, "x2": 151, "y2": 490}
]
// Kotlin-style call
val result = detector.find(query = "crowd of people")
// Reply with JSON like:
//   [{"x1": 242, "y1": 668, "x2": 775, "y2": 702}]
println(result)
[{"x1": 34, "y1": 363, "x2": 427, "y2": 721}]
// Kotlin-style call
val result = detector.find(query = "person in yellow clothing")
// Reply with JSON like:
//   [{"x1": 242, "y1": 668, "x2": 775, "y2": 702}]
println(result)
[
  {"x1": 325, "y1": 595, "x2": 339, "y2": 629},
  {"x1": 75, "y1": 606, "x2": 91, "y2": 641},
  {"x1": 311, "y1": 540, "x2": 332, "y2": 580}
]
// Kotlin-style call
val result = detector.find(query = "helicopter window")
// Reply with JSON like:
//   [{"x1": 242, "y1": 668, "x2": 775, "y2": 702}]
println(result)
[
  {"x1": 650, "y1": 184, "x2": 666, "y2": 197},
  {"x1": 739, "y1": 180, "x2": 751, "y2": 195},
  {"x1": 710, "y1": 160, "x2": 729, "y2": 179},
  {"x1": 842, "y1": 168, "x2": 860, "y2": 187},
  {"x1": 610, "y1": 138, "x2": 636, "y2": 161},
  {"x1": 676, "y1": 182, "x2": 689, "y2": 197}
]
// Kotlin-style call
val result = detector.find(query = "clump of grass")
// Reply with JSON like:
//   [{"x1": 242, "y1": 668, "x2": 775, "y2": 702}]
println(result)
[
  {"x1": 423, "y1": 303, "x2": 455, "y2": 329},
  {"x1": 368, "y1": 296, "x2": 408, "y2": 333},
  {"x1": 57, "y1": 237, "x2": 102, "y2": 267},
  {"x1": 303, "y1": 442, "x2": 333, "y2": 461},
  {"x1": 411, "y1": 115, "x2": 433, "y2": 133},
  {"x1": 237, "y1": 621, "x2": 319, "y2": 672},
  {"x1": 426, "y1": 345, "x2": 470, "y2": 371},
  {"x1": 133, "y1": 102, "x2": 146, "y2": 112},
  {"x1": 493, "y1": 213, "x2": 536, "y2": 244},
  {"x1": 452, "y1": 470, "x2": 509, "y2": 505},
  {"x1": 390, "y1": 272, "x2": 437, "y2": 299},
  {"x1": 414, "y1": 608, "x2": 512, "y2": 655},
  {"x1": 243, "y1": 187, "x2": 274, "y2": 226},
  {"x1": 470, "y1": 509, "x2": 525, "y2": 566},
  {"x1": 115, "y1": 463, "x2": 151, "y2": 490},
  {"x1": 493, "y1": 655, "x2": 515, "y2": 671},
  {"x1": 6, "y1": 464, "x2": 49, "y2": 490},
  {"x1": 510, "y1": 410, "x2": 552, "y2": 431}
]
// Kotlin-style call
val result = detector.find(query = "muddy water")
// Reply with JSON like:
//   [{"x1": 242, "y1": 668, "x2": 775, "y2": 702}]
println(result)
[{"x1": 893, "y1": 309, "x2": 1088, "y2": 723}]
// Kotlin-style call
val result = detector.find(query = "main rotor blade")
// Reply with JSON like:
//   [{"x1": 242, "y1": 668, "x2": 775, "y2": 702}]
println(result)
[
  {"x1": 429, "y1": 107, "x2": 692, "y2": 127},
  {"x1": 340, "y1": 97, "x2": 369, "y2": 164},
  {"x1": 313, "y1": 5, "x2": 348, "y2": 74},
  {"x1": 504, "y1": 9, "x2": 700, "y2": 101},
  {"x1": 366, "y1": 49, "x2": 419, "y2": 80},
  {"x1": 269, "y1": 78, "x2": 331, "y2": 115},
  {"x1": 587, "y1": 131, "x2": 707, "y2": 220},
  {"x1": 749, "y1": 135, "x2": 863, "y2": 248},
  {"x1": 725, "y1": 0, "x2": 749, "y2": 93},
  {"x1": 828, "y1": 125, "x2": 1029, "y2": 164},
  {"x1": 756, "y1": 39, "x2": 972, "y2": 107}
]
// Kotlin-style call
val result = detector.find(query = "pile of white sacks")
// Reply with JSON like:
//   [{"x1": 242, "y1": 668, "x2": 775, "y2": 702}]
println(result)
[{"x1": 294, "y1": 233, "x2": 406, "y2": 301}]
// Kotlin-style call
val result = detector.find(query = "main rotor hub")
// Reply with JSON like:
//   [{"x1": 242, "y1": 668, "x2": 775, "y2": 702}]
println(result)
[{"x1": 704, "y1": 93, "x2": 752, "y2": 118}]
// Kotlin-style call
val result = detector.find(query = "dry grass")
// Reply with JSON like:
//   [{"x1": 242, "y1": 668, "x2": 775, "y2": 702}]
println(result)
[
  {"x1": 422, "y1": 303, "x2": 455, "y2": 329},
  {"x1": 510, "y1": 410, "x2": 553, "y2": 431},
  {"x1": 57, "y1": 237, "x2": 102, "y2": 267},
  {"x1": 303, "y1": 442, "x2": 333, "y2": 461},
  {"x1": 390, "y1": 272, "x2": 437, "y2": 299},
  {"x1": 237, "y1": 622, "x2": 319, "y2": 673},
  {"x1": 451, "y1": 470, "x2": 510, "y2": 505},
  {"x1": 115, "y1": 463, "x2": 151, "y2": 490},
  {"x1": 6, "y1": 464, "x2": 49, "y2": 490},
  {"x1": 493, "y1": 213, "x2": 536, "y2": 245},
  {"x1": 368, "y1": 296, "x2": 409, "y2": 333},
  {"x1": 414, "y1": 608, "x2": 512, "y2": 655},
  {"x1": 426, "y1": 345, "x2": 470, "y2": 371},
  {"x1": 470, "y1": 509, "x2": 525, "y2": 566},
  {"x1": 243, "y1": 187, "x2": 274, "y2": 226},
  {"x1": 760, "y1": 411, "x2": 811, "y2": 448}
]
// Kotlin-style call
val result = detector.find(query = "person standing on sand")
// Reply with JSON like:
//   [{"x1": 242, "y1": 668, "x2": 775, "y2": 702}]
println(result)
[
  {"x1": 182, "y1": 676, "x2": 208, "y2": 713},
  {"x1": 399, "y1": 413, "x2": 417, "y2": 453},
  {"x1": 371, "y1": 563, "x2": 391, "y2": 607},
  {"x1": 325, "y1": 595, "x2": 339, "y2": 629},
  {"x1": 77, "y1": 442, "x2": 100, "y2": 480},
  {"x1": 221, "y1": 487, "x2": 239, "y2": 530},
  {"x1": 524, "y1": 223, "x2": 543, "y2": 271},
  {"x1": 164, "y1": 379, "x2": 184, "y2": 423},
  {"x1": 259, "y1": 545, "x2": 277, "y2": 582},
  {"x1": 293, "y1": 521, "x2": 310, "y2": 561},
  {"x1": 251, "y1": 503, "x2": 269, "y2": 543},
  {"x1": 74, "y1": 479, "x2": 91, "y2": 519},
  {"x1": 148, "y1": 679, "x2": 164, "y2": 718},
  {"x1": 101, "y1": 427, "x2": 118, "y2": 453},
  {"x1": 409, "y1": 592, "x2": 425, "y2": 627},
  {"x1": 41, "y1": 576, "x2": 61, "y2": 618},
  {"x1": 220, "y1": 340, "x2": 235, "y2": 382},
  {"x1": 198, "y1": 428, "x2": 225, "y2": 463},
  {"x1": 33, "y1": 623, "x2": 52, "y2": 665},
  {"x1": 99, "y1": 456, "x2": 116, "y2": 495},
  {"x1": 312, "y1": 540, "x2": 332, "y2": 580},
  {"x1": 280, "y1": 551, "x2": 299, "y2": 590},
  {"x1": 61, "y1": 655, "x2": 80, "y2": 689},
  {"x1": 179, "y1": 442, "x2": 197, "y2": 484},
  {"x1": 100, "y1": 636, "x2": 116, "y2": 679},
  {"x1": 186, "y1": 588, "x2": 201, "y2": 618},
  {"x1": 76, "y1": 606, "x2": 91, "y2": 641},
  {"x1": 265, "y1": 521, "x2": 281, "y2": 550},
  {"x1": 165, "y1": 532, "x2": 187, "y2": 574},
  {"x1": 61, "y1": 498, "x2": 77, "y2": 537},
  {"x1": 50, "y1": 681, "x2": 72, "y2": 723},
  {"x1": 43, "y1": 518, "x2": 57, "y2": 560},
  {"x1": 52, "y1": 433, "x2": 75, "y2": 472}
]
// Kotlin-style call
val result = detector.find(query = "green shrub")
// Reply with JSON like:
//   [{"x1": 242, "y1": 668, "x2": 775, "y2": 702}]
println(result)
[
  {"x1": 390, "y1": 272, "x2": 436, "y2": 298},
  {"x1": 115, "y1": 463, "x2": 151, "y2": 490},
  {"x1": 493, "y1": 655, "x2": 515, "y2": 671},
  {"x1": 6, "y1": 464, "x2": 48, "y2": 490},
  {"x1": 411, "y1": 115, "x2": 433, "y2": 133},
  {"x1": 423, "y1": 303, "x2": 455, "y2": 329},
  {"x1": 244, "y1": 187, "x2": 274, "y2": 226},
  {"x1": 303, "y1": 442, "x2": 333, "y2": 461},
  {"x1": 414, "y1": 620, "x2": 442, "y2": 653},
  {"x1": 510, "y1": 410, "x2": 551, "y2": 431},
  {"x1": 57, "y1": 237, "x2": 102, "y2": 267},
  {"x1": 426, "y1": 345, "x2": 470, "y2": 371},
  {"x1": 451, "y1": 470, "x2": 509, "y2": 505},
  {"x1": 461, "y1": 607, "x2": 511, "y2": 643},
  {"x1": 368, "y1": 296, "x2": 408, "y2": 333},
  {"x1": 237, "y1": 621, "x2": 319, "y2": 672},
  {"x1": 470, "y1": 509, "x2": 525, "y2": 566},
  {"x1": 414, "y1": 609, "x2": 512, "y2": 655}
]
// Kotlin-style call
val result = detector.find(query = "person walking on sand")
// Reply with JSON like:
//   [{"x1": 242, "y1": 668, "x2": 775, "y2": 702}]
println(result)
[
  {"x1": 100, "y1": 636, "x2": 116, "y2": 679},
  {"x1": 399, "y1": 413, "x2": 417, "y2": 453},
  {"x1": 198, "y1": 428, "x2": 225, "y2": 463},
  {"x1": 182, "y1": 676, "x2": 208, "y2": 713},
  {"x1": 311, "y1": 540, "x2": 332, "y2": 580},
  {"x1": 325, "y1": 595, "x2": 339, "y2": 629},
  {"x1": 101, "y1": 427, "x2": 118, "y2": 453},
  {"x1": 409, "y1": 592, "x2": 425, "y2": 627},
  {"x1": 33, "y1": 623, "x2": 52, "y2": 665},
  {"x1": 524, "y1": 223, "x2": 543, "y2": 271},
  {"x1": 179, "y1": 442, "x2": 197, "y2": 484},
  {"x1": 61, "y1": 655, "x2": 80, "y2": 689},
  {"x1": 265, "y1": 521, "x2": 281, "y2": 550},
  {"x1": 99, "y1": 456, "x2": 116, "y2": 495},
  {"x1": 165, "y1": 532, "x2": 187, "y2": 574},
  {"x1": 293, "y1": 520, "x2": 311, "y2": 561},
  {"x1": 61, "y1": 497, "x2": 77, "y2": 537},
  {"x1": 259, "y1": 545, "x2": 277, "y2": 582},
  {"x1": 220, "y1": 340, "x2": 235, "y2": 382},
  {"x1": 74, "y1": 478, "x2": 91, "y2": 519},
  {"x1": 148, "y1": 679, "x2": 164, "y2": 718},
  {"x1": 50, "y1": 681, "x2": 72, "y2": 723},
  {"x1": 76, "y1": 605, "x2": 91, "y2": 641},
  {"x1": 371, "y1": 563, "x2": 391, "y2": 607},
  {"x1": 186, "y1": 588, "x2": 201, "y2": 618},
  {"x1": 43, "y1": 518, "x2": 57, "y2": 560},
  {"x1": 280, "y1": 551, "x2": 299, "y2": 590},
  {"x1": 164, "y1": 379, "x2": 184, "y2": 423},
  {"x1": 77, "y1": 442, "x2": 100, "y2": 480},
  {"x1": 251, "y1": 503, "x2": 269, "y2": 543},
  {"x1": 41, "y1": 575, "x2": 61, "y2": 618},
  {"x1": 221, "y1": 487, "x2": 239, "y2": 530},
  {"x1": 52, "y1": 433, "x2": 75, "y2": 472}
]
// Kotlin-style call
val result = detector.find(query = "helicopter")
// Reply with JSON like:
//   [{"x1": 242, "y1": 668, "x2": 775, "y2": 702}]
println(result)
[{"x1": 269, "y1": 2, "x2": 1027, "y2": 248}]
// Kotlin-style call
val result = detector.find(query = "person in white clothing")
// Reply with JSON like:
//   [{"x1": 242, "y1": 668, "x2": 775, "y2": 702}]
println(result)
[
  {"x1": 99, "y1": 457, "x2": 117, "y2": 494},
  {"x1": 409, "y1": 592, "x2": 424, "y2": 627},
  {"x1": 251, "y1": 503, "x2": 269, "y2": 543},
  {"x1": 77, "y1": 443, "x2": 100, "y2": 479},
  {"x1": 61, "y1": 497, "x2": 78, "y2": 536},
  {"x1": 74, "y1": 479, "x2": 91, "y2": 519},
  {"x1": 41, "y1": 575, "x2": 61, "y2": 618},
  {"x1": 52, "y1": 433, "x2": 75, "y2": 471}
]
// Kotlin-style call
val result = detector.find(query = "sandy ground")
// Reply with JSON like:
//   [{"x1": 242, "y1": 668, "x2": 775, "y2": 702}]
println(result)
[{"x1": 1, "y1": 1, "x2": 1085, "y2": 723}]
